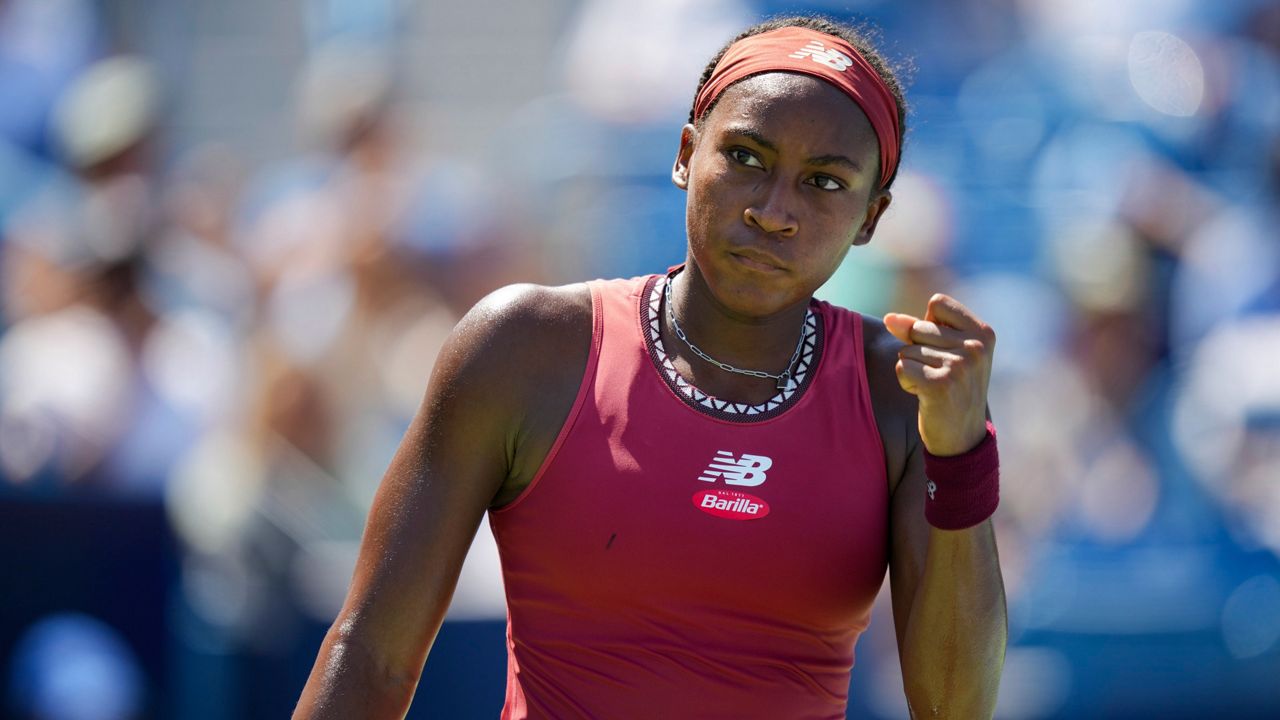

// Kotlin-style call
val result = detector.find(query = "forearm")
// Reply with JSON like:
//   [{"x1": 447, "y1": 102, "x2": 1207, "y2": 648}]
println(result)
[
  {"x1": 294, "y1": 626, "x2": 422, "y2": 720},
  {"x1": 900, "y1": 520, "x2": 1006, "y2": 719}
]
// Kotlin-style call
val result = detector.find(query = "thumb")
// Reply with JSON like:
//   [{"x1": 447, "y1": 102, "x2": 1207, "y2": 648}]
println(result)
[{"x1": 883, "y1": 313, "x2": 917, "y2": 345}]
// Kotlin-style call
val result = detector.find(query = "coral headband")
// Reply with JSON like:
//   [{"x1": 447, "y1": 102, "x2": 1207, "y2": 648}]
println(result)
[{"x1": 693, "y1": 27, "x2": 901, "y2": 187}]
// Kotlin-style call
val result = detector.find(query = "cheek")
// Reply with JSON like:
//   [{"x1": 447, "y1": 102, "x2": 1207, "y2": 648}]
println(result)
[{"x1": 684, "y1": 167, "x2": 737, "y2": 237}]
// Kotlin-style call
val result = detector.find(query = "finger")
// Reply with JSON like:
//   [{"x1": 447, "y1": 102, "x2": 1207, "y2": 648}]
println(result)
[
  {"x1": 883, "y1": 312, "x2": 918, "y2": 345},
  {"x1": 895, "y1": 356, "x2": 949, "y2": 395},
  {"x1": 902, "y1": 319, "x2": 969, "y2": 350},
  {"x1": 898, "y1": 344, "x2": 963, "y2": 368},
  {"x1": 893, "y1": 357, "x2": 919, "y2": 395},
  {"x1": 925, "y1": 293, "x2": 984, "y2": 332},
  {"x1": 899, "y1": 355, "x2": 949, "y2": 383}
]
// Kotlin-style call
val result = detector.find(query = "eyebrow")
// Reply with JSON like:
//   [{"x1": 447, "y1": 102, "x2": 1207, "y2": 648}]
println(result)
[
  {"x1": 722, "y1": 125, "x2": 864, "y2": 175},
  {"x1": 807, "y1": 153, "x2": 863, "y2": 174}
]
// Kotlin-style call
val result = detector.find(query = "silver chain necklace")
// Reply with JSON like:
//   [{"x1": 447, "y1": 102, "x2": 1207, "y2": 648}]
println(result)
[{"x1": 664, "y1": 274, "x2": 805, "y2": 391}]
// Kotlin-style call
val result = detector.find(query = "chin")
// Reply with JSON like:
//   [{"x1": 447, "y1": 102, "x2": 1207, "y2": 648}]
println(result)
[{"x1": 708, "y1": 270, "x2": 805, "y2": 319}]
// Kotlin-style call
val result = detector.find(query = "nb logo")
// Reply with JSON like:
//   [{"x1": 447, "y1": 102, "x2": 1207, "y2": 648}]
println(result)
[
  {"x1": 698, "y1": 451, "x2": 772, "y2": 487},
  {"x1": 788, "y1": 40, "x2": 854, "y2": 71}
]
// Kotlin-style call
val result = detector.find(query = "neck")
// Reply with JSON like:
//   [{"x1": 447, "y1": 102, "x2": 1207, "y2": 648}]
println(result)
[{"x1": 665, "y1": 264, "x2": 810, "y2": 390}]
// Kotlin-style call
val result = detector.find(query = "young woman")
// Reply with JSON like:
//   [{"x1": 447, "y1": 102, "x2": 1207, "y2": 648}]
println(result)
[{"x1": 296, "y1": 15, "x2": 1006, "y2": 719}]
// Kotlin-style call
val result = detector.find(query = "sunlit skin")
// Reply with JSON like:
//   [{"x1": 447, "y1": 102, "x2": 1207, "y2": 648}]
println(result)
[
  {"x1": 679, "y1": 73, "x2": 887, "y2": 314},
  {"x1": 295, "y1": 64, "x2": 1005, "y2": 720},
  {"x1": 668, "y1": 73, "x2": 991, "y2": 455},
  {"x1": 667, "y1": 73, "x2": 890, "y2": 404}
]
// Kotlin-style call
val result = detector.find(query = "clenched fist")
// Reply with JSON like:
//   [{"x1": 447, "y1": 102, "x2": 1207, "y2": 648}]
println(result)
[{"x1": 883, "y1": 293, "x2": 995, "y2": 457}]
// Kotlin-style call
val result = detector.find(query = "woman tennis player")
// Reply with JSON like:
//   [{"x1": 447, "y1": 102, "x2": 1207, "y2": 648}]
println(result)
[{"x1": 296, "y1": 14, "x2": 1006, "y2": 719}]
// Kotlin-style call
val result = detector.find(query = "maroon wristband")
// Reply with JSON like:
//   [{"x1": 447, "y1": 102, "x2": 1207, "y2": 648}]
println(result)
[{"x1": 922, "y1": 421, "x2": 999, "y2": 530}]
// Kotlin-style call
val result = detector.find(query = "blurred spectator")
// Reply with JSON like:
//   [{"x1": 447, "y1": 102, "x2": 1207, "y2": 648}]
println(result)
[{"x1": 1, "y1": 54, "x2": 167, "y2": 492}]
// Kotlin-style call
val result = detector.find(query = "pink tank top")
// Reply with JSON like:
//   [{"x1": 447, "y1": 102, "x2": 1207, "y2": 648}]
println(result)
[{"x1": 488, "y1": 274, "x2": 889, "y2": 719}]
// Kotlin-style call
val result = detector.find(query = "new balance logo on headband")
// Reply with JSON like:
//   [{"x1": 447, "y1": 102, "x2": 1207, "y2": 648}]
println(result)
[
  {"x1": 698, "y1": 451, "x2": 772, "y2": 487},
  {"x1": 788, "y1": 40, "x2": 853, "y2": 71}
]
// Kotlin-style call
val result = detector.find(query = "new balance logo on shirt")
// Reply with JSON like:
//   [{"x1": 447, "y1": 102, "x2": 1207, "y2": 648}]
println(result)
[
  {"x1": 694, "y1": 451, "x2": 774, "y2": 520},
  {"x1": 788, "y1": 40, "x2": 854, "y2": 71},
  {"x1": 698, "y1": 451, "x2": 772, "y2": 487}
]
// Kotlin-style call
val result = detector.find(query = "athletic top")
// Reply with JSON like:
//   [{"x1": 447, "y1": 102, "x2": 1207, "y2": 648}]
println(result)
[{"x1": 488, "y1": 273, "x2": 889, "y2": 719}]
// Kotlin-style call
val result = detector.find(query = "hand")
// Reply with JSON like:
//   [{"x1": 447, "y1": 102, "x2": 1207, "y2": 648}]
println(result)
[{"x1": 883, "y1": 294, "x2": 995, "y2": 457}]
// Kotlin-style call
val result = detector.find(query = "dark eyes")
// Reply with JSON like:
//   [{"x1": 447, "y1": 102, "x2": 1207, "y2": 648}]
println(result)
[
  {"x1": 726, "y1": 148, "x2": 846, "y2": 192},
  {"x1": 729, "y1": 148, "x2": 764, "y2": 169},
  {"x1": 809, "y1": 175, "x2": 844, "y2": 191}
]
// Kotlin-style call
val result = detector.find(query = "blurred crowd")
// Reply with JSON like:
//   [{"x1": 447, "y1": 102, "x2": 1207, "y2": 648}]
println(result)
[{"x1": 2, "y1": 0, "x2": 1278, "y2": 718}]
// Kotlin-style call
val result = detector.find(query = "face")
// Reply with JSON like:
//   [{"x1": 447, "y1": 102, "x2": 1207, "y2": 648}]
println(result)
[{"x1": 673, "y1": 72, "x2": 892, "y2": 318}]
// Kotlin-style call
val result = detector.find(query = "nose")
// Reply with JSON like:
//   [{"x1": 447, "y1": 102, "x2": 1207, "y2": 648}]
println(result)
[{"x1": 743, "y1": 179, "x2": 799, "y2": 237}]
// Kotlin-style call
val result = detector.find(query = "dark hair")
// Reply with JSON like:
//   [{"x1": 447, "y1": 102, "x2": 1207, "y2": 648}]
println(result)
[{"x1": 688, "y1": 15, "x2": 909, "y2": 189}]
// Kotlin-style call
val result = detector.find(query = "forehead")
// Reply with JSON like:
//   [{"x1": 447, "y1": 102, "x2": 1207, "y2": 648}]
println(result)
[{"x1": 702, "y1": 72, "x2": 880, "y2": 160}]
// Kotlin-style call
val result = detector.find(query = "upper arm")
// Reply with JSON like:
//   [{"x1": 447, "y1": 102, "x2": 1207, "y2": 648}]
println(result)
[
  {"x1": 860, "y1": 314, "x2": 930, "y2": 650},
  {"x1": 330, "y1": 283, "x2": 590, "y2": 683},
  {"x1": 887, "y1": 439, "x2": 930, "y2": 651}
]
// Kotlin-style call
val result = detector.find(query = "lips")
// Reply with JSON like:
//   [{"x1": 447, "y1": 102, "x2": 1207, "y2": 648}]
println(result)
[{"x1": 729, "y1": 247, "x2": 787, "y2": 272}]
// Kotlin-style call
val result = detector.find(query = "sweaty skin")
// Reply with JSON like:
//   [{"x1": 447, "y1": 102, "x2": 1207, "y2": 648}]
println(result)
[{"x1": 294, "y1": 72, "x2": 1006, "y2": 719}]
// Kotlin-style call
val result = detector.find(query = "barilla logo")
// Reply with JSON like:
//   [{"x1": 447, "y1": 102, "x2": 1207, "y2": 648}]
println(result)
[{"x1": 693, "y1": 488, "x2": 771, "y2": 521}]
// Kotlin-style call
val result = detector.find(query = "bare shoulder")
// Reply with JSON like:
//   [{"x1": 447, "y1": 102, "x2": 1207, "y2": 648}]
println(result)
[
  {"x1": 858, "y1": 313, "x2": 919, "y2": 494},
  {"x1": 440, "y1": 282, "x2": 594, "y2": 505},
  {"x1": 438, "y1": 282, "x2": 593, "y2": 400},
  {"x1": 451, "y1": 282, "x2": 593, "y2": 359}
]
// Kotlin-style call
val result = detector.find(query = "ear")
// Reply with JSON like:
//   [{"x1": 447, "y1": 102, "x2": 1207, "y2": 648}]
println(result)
[
  {"x1": 852, "y1": 189, "x2": 892, "y2": 246},
  {"x1": 672, "y1": 124, "x2": 697, "y2": 190}
]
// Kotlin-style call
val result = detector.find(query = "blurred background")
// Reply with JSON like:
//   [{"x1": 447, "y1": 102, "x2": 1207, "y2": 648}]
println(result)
[{"x1": 1, "y1": 0, "x2": 1278, "y2": 717}]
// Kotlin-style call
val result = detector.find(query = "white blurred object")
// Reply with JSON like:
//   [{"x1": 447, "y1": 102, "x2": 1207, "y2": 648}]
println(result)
[
  {"x1": 1173, "y1": 317, "x2": 1280, "y2": 555},
  {"x1": 1019, "y1": 0, "x2": 1136, "y2": 37},
  {"x1": 52, "y1": 56, "x2": 159, "y2": 168},
  {"x1": 142, "y1": 309, "x2": 243, "y2": 422},
  {"x1": 0, "y1": 306, "x2": 131, "y2": 480},
  {"x1": 1128, "y1": 31, "x2": 1204, "y2": 117},
  {"x1": 166, "y1": 430, "x2": 265, "y2": 554},
  {"x1": 559, "y1": 0, "x2": 751, "y2": 123},
  {"x1": 1017, "y1": 0, "x2": 1196, "y2": 42},
  {"x1": 1016, "y1": 1, "x2": 1209, "y2": 125},
  {"x1": 1174, "y1": 317, "x2": 1280, "y2": 467},
  {"x1": 266, "y1": 265, "x2": 356, "y2": 364}
]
